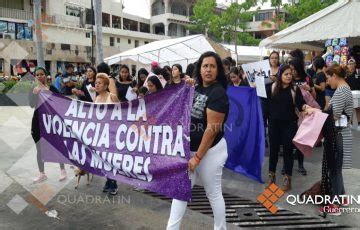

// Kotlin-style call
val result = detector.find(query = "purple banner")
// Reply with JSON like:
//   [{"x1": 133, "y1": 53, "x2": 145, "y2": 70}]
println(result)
[{"x1": 38, "y1": 83, "x2": 194, "y2": 201}]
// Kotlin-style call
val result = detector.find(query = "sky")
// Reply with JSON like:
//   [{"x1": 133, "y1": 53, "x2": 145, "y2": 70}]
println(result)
[
  {"x1": 121, "y1": 0, "x2": 235, "y2": 19},
  {"x1": 122, "y1": 0, "x2": 151, "y2": 18}
]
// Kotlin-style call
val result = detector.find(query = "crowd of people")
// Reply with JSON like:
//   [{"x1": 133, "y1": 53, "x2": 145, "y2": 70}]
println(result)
[{"x1": 29, "y1": 47, "x2": 357, "y2": 228}]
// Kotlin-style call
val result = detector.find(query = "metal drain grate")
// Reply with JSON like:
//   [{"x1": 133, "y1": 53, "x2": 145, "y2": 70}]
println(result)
[{"x1": 143, "y1": 185, "x2": 348, "y2": 228}]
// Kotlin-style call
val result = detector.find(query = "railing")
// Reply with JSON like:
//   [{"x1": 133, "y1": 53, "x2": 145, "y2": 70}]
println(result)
[{"x1": 0, "y1": 7, "x2": 33, "y2": 21}]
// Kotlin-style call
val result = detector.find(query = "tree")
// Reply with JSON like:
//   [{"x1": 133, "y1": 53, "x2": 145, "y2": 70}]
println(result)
[
  {"x1": 218, "y1": 1, "x2": 260, "y2": 60},
  {"x1": 284, "y1": 0, "x2": 338, "y2": 25},
  {"x1": 188, "y1": 0, "x2": 218, "y2": 37}
]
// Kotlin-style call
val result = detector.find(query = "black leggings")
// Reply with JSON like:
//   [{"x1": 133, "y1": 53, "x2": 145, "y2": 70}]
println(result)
[{"x1": 269, "y1": 119, "x2": 297, "y2": 176}]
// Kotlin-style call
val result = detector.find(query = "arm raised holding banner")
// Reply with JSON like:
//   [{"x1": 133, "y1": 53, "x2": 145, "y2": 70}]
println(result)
[{"x1": 167, "y1": 51, "x2": 229, "y2": 230}]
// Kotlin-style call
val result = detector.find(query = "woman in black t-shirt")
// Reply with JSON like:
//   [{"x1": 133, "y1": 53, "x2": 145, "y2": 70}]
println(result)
[
  {"x1": 116, "y1": 65, "x2": 136, "y2": 102},
  {"x1": 167, "y1": 52, "x2": 229, "y2": 230},
  {"x1": 267, "y1": 64, "x2": 308, "y2": 192},
  {"x1": 312, "y1": 57, "x2": 327, "y2": 110},
  {"x1": 30, "y1": 67, "x2": 66, "y2": 183}
]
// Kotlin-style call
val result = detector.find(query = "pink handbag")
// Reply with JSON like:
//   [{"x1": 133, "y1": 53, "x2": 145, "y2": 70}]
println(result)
[{"x1": 293, "y1": 111, "x2": 328, "y2": 157}]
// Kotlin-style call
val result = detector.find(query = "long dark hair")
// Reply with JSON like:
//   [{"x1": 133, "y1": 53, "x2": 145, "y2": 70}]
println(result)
[
  {"x1": 148, "y1": 75, "x2": 163, "y2": 91},
  {"x1": 86, "y1": 66, "x2": 97, "y2": 80},
  {"x1": 289, "y1": 58, "x2": 307, "y2": 80},
  {"x1": 313, "y1": 56, "x2": 326, "y2": 72},
  {"x1": 272, "y1": 64, "x2": 293, "y2": 97},
  {"x1": 171, "y1": 64, "x2": 185, "y2": 83},
  {"x1": 185, "y1": 63, "x2": 195, "y2": 78},
  {"x1": 137, "y1": 68, "x2": 148, "y2": 87},
  {"x1": 119, "y1": 64, "x2": 132, "y2": 82},
  {"x1": 269, "y1": 51, "x2": 280, "y2": 67},
  {"x1": 195, "y1": 51, "x2": 227, "y2": 89}
]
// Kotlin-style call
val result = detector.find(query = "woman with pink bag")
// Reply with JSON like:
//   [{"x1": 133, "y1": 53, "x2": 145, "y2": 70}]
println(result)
[
  {"x1": 289, "y1": 58, "x2": 318, "y2": 176},
  {"x1": 267, "y1": 64, "x2": 311, "y2": 191},
  {"x1": 306, "y1": 64, "x2": 353, "y2": 216}
]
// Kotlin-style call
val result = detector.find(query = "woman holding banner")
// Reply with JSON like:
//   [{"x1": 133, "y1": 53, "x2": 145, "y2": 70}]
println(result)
[
  {"x1": 167, "y1": 51, "x2": 229, "y2": 230},
  {"x1": 267, "y1": 64, "x2": 309, "y2": 191},
  {"x1": 94, "y1": 73, "x2": 119, "y2": 103},
  {"x1": 30, "y1": 67, "x2": 66, "y2": 183}
]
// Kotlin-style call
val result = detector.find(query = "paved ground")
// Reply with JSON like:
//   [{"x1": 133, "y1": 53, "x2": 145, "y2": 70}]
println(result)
[{"x1": 0, "y1": 106, "x2": 359, "y2": 229}]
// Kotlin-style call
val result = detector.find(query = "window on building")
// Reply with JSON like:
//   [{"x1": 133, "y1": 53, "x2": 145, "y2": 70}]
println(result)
[
  {"x1": 15, "y1": 23, "x2": 24, "y2": 40},
  {"x1": 128, "y1": 39, "x2": 131, "y2": 44},
  {"x1": 85, "y1": 8, "x2": 94, "y2": 25},
  {"x1": 0, "y1": 20, "x2": 32, "y2": 40},
  {"x1": 117, "y1": 38, "x2": 120, "y2": 43},
  {"x1": 110, "y1": 37, "x2": 115, "y2": 47},
  {"x1": 66, "y1": 6, "x2": 81, "y2": 17},
  {"x1": 112, "y1": 15, "x2": 121, "y2": 29},
  {"x1": 61, "y1": 44, "x2": 71, "y2": 50},
  {"x1": 140, "y1": 23, "x2": 150, "y2": 33},
  {"x1": 135, "y1": 40, "x2": 139, "y2": 48},
  {"x1": 144, "y1": 41, "x2": 149, "y2": 44},
  {"x1": 171, "y1": 2, "x2": 187, "y2": 16},
  {"x1": 123, "y1": 18, "x2": 138, "y2": 31},
  {"x1": 86, "y1": 32, "x2": 91, "y2": 38},
  {"x1": 151, "y1": 0, "x2": 165, "y2": 16},
  {"x1": 102, "y1": 13, "x2": 110, "y2": 27},
  {"x1": 0, "y1": 0, "x2": 24, "y2": 10},
  {"x1": 255, "y1": 12, "x2": 273, "y2": 21}
]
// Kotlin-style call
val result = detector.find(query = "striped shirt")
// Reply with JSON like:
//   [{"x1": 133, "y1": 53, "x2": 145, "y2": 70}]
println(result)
[{"x1": 330, "y1": 85, "x2": 354, "y2": 169}]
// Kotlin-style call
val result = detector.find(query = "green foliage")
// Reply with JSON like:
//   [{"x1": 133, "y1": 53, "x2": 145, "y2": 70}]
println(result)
[
  {"x1": 1, "y1": 80, "x2": 36, "y2": 94},
  {"x1": 284, "y1": 0, "x2": 338, "y2": 25},
  {"x1": 189, "y1": 0, "x2": 260, "y2": 46},
  {"x1": 187, "y1": 0, "x2": 218, "y2": 35}
]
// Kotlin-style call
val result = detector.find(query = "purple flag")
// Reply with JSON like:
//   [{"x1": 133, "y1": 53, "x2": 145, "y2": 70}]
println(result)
[{"x1": 37, "y1": 83, "x2": 194, "y2": 201}]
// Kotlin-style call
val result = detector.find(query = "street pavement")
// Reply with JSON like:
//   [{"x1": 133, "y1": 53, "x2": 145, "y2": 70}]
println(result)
[{"x1": 0, "y1": 106, "x2": 359, "y2": 229}]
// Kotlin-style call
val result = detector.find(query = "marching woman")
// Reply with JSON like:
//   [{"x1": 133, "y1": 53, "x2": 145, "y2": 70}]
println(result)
[
  {"x1": 169, "y1": 64, "x2": 185, "y2": 85},
  {"x1": 306, "y1": 65, "x2": 353, "y2": 215},
  {"x1": 72, "y1": 66, "x2": 97, "y2": 102},
  {"x1": 267, "y1": 64, "x2": 308, "y2": 191},
  {"x1": 30, "y1": 67, "x2": 66, "y2": 183},
  {"x1": 167, "y1": 51, "x2": 229, "y2": 230},
  {"x1": 94, "y1": 73, "x2": 119, "y2": 103}
]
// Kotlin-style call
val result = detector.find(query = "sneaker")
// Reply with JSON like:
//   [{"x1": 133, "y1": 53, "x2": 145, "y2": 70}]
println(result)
[
  {"x1": 33, "y1": 173, "x2": 47, "y2": 184},
  {"x1": 103, "y1": 179, "x2": 111, "y2": 193},
  {"x1": 298, "y1": 166, "x2": 307, "y2": 176},
  {"x1": 108, "y1": 180, "x2": 118, "y2": 196},
  {"x1": 319, "y1": 204, "x2": 341, "y2": 216},
  {"x1": 59, "y1": 169, "x2": 67, "y2": 181},
  {"x1": 342, "y1": 198, "x2": 349, "y2": 207}
]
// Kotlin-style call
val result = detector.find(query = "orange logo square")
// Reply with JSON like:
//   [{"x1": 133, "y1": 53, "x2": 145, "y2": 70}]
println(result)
[{"x1": 257, "y1": 183, "x2": 284, "y2": 214}]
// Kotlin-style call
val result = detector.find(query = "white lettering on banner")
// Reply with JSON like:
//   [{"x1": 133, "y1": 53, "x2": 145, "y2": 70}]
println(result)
[
  {"x1": 111, "y1": 104, "x2": 122, "y2": 120},
  {"x1": 42, "y1": 98, "x2": 184, "y2": 184}
]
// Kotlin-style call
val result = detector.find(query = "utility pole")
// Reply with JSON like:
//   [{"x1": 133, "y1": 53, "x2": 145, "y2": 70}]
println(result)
[
  {"x1": 33, "y1": 0, "x2": 45, "y2": 67},
  {"x1": 91, "y1": 0, "x2": 95, "y2": 65},
  {"x1": 93, "y1": 0, "x2": 103, "y2": 65}
]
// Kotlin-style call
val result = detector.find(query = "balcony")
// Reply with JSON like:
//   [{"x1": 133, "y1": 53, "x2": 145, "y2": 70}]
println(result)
[
  {"x1": 246, "y1": 20, "x2": 277, "y2": 32},
  {"x1": 0, "y1": 7, "x2": 33, "y2": 21},
  {"x1": 151, "y1": 13, "x2": 190, "y2": 26}
]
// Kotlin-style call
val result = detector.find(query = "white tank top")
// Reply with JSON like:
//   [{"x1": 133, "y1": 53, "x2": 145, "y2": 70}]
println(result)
[{"x1": 95, "y1": 92, "x2": 115, "y2": 104}]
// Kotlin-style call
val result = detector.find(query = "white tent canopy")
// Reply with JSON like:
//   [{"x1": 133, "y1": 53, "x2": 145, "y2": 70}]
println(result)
[
  {"x1": 222, "y1": 44, "x2": 270, "y2": 63},
  {"x1": 104, "y1": 35, "x2": 228, "y2": 70},
  {"x1": 259, "y1": 0, "x2": 360, "y2": 51}
]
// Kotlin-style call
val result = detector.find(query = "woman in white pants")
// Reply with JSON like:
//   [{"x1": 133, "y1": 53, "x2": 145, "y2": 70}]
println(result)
[{"x1": 167, "y1": 51, "x2": 229, "y2": 230}]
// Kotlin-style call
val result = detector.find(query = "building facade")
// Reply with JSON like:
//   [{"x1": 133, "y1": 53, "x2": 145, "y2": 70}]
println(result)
[{"x1": 0, "y1": 0, "x2": 292, "y2": 76}]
